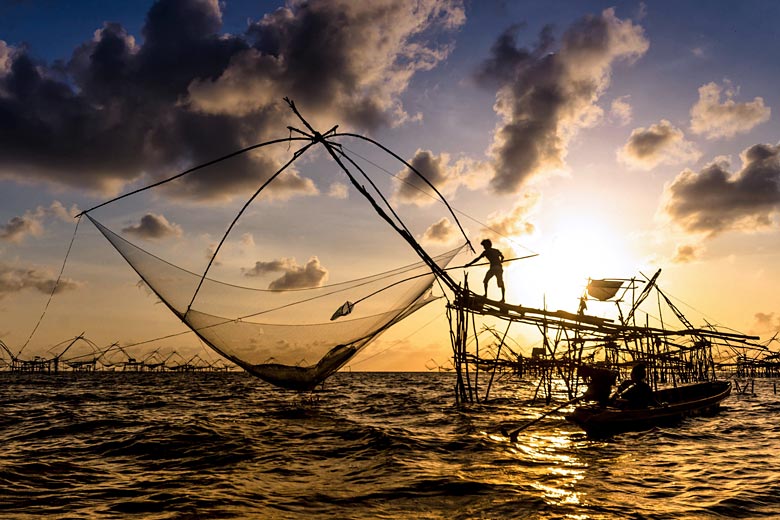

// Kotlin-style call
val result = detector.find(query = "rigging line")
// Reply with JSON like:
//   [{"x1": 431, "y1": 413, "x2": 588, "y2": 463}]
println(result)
[
  {"x1": 333, "y1": 132, "x2": 473, "y2": 253},
  {"x1": 75, "y1": 136, "x2": 310, "y2": 217},
  {"x1": 185, "y1": 139, "x2": 318, "y2": 317},
  {"x1": 18, "y1": 215, "x2": 82, "y2": 357},
  {"x1": 97, "y1": 215, "x2": 458, "y2": 320},
  {"x1": 116, "y1": 329, "x2": 194, "y2": 350},
  {"x1": 641, "y1": 273, "x2": 756, "y2": 340},
  {"x1": 333, "y1": 145, "x2": 459, "y2": 292},
  {"x1": 96, "y1": 215, "x2": 461, "y2": 293},
  {"x1": 347, "y1": 253, "x2": 539, "y2": 309},
  {"x1": 661, "y1": 288, "x2": 750, "y2": 336},
  {"x1": 234, "y1": 256, "x2": 454, "y2": 320},
  {"x1": 339, "y1": 142, "x2": 539, "y2": 257},
  {"x1": 336, "y1": 147, "x2": 452, "y2": 286},
  {"x1": 346, "y1": 310, "x2": 444, "y2": 368},
  {"x1": 287, "y1": 98, "x2": 460, "y2": 293},
  {"x1": 337, "y1": 147, "x2": 415, "y2": 250}
]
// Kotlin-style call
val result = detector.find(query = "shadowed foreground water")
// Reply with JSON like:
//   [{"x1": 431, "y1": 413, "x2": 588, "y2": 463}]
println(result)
[{"x1": 1, "y1": 371, "x2": 779, "y2": 519}]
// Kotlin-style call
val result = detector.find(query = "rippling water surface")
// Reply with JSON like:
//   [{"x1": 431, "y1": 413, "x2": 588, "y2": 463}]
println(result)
[{"x1": 1, "y1": 371, "x2": 779, "y2": 519}]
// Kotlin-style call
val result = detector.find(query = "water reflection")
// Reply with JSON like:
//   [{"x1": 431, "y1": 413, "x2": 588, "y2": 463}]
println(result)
[
  {"x1": 513, "y1": 431, "x2": 586, "y2": 508},
  {"x1": 3, "y1": 373, "x2": 780, "y2": 519}
]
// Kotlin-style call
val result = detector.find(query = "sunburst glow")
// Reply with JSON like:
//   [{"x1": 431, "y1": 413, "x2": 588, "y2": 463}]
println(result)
[{"x1": 509, "y1": 214, "x2": 637, "y2": 313}]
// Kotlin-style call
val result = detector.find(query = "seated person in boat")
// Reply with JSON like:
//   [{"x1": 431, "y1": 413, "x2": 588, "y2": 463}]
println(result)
[
  {"x1": 610, "y1": 362, "x2": 659, "y2": 409},
  {"x1": 578, "y1": 364, "x2": 618, "y2": 406}
]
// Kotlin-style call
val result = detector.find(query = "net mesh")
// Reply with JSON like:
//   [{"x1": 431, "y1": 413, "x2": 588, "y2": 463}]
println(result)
[{"x1": 88, "y1": 215, "x2": 460, "y2": 389}]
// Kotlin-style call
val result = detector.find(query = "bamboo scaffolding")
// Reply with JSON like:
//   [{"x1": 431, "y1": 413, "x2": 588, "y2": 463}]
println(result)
[{"x1": 446, "y1": 269, "x2": 765, "y2": 405}]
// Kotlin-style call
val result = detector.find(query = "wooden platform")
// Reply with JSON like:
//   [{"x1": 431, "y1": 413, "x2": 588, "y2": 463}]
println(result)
[
  {"x1": 452, "y1": 292, "x2": 614, "y2": 330},
  {"x1": 450, "y1": 292, "x2": 760, "y2": 342}
]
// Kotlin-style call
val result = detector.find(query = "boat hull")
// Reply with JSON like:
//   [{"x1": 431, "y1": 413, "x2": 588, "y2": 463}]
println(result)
[{"x1": 566, "y1": 381, "x2": 732, "y2": 437}]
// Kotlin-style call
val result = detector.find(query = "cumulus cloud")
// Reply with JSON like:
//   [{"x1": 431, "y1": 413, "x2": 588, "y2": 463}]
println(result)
[
  {"x1": 483, "y1": 192, "x2": 540, "y2": 239},
  {"x1": 751, "y1": 312, "x2": 780, "y2": 337},
  {"x1": 242, "y1": 257, "x2": 296, "y2": 277},
  {"x1": 475, "y1": 8, "x2": 648, "y2": 193},
  {"x1": 187, "y1": 0, "x2": 463, "y2": 127},
  {"x1": 671, "y1": 243, "x2": 702, "y2": 264},
  {"x1": 0, "y1": 262, "x2": 81, "y2": 299},
  {"x1": 121, "y1": 213, "x2": 183, "y2": 240},
  {"x1": 0, "y1": 201, "x2": 79, "y2": 243},
  {"x1": 0, "y1": 216, "x2": 43, "y2": 243},
  {"x1": 204, "y1": 244, "x2": 222, "y2": 266},
  {"x1": 690, "y1": 82, "x2": 771, "y2": 139},
  {"x1": 0, "y1": 0, "x2": 464, "y2": 200},
  {"x1": 609, "y1": 95, "x2": 633, "y2": 125},
  {"x1": 662, "y1": 143, "x2": 780, "y2": 236},
  {"x1": 691, "y1": 47, "x2": 706, "y2": 58},
  {"x1": 395, "y1": 150, "x2": 456, "y2": 205},
  {"x1": 394, "y1": 150, "x2": 490, "y2": 205},
  {"x1": 243, "y1": 256, "x2": 328, "y2": 289},
  {"x1": 618, "y1": 119, "x2": 701, "y2": 170},
  {"x1": 0, "y1": 40, "x2": 11, "y2": 75},
  {"x1": 420, "y1": 217, "x2": 460, "y2": 246},
  {"x1": 266, "y1": 257, "x2": 328, "y2": 290},
  {"x1": 240, "y1": 233, "x2": 255, "y2": 248},
  {"x1": 327, "y1": 182, "x2": 349, "y2": 199}
]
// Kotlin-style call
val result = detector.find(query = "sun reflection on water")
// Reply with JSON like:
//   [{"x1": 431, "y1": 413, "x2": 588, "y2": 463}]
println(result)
[{"x1": 508, "y1": 430, "x2": 592, "y2": 510}]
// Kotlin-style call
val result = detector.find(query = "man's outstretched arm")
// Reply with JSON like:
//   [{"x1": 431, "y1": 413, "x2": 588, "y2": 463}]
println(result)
[{"x1": 465, "y1": 252, "x2": 485, "y2": 266}]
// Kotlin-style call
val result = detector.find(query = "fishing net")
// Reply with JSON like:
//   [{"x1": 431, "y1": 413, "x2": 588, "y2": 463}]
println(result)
[{"x1": 87, "y1": 215, "x2": 461, "y2": 389}]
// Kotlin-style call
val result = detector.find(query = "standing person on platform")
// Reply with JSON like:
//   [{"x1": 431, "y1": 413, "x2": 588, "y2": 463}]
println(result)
[{"x1": 465, "y1": 238, "x2": 505, "y2": 302}]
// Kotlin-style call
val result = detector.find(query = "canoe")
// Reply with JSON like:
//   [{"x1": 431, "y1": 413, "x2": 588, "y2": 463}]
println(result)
[{"x1": 566, "y1": 380, "x2": 732, "y2": 437}]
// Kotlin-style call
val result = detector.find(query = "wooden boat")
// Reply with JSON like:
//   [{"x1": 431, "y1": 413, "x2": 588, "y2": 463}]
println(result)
[{"x1": 566, "y1": 380, "x2": 732, "y2": 437}]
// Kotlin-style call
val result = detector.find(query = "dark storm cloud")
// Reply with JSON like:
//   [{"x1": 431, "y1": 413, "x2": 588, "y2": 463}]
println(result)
[
  {"x1": 662, "y1": 143, "x2": 780, "y2": 236},
  {"x1": 121, "y1": 213, "x2": 183, "y2": 240},
  {"x1": 475, "y1": 9, "x2": 648, "y2": 193},
  {"x1": 0, "y1": 0, "x2": 464, "y2": 200},
  {"x1": 0, "y1": 262, "x2": 80, "y2": 299}
]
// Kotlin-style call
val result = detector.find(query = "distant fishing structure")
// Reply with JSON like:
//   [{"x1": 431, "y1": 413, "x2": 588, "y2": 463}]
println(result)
[{"x1": 0, "y1": 336, "x2": 235, "y2": 373}]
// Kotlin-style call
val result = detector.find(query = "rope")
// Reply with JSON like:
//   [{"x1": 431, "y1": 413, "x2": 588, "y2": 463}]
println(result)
[
  {"x1": 75, "y1": 137, "x2": 309, "y2": 218},
  {"x1": 184, "y1": 140, "x2": 317, "y2": 316},
  {"x1": 346, "y1": 310, "x2": 444, "y2": 368},
  {"x1": 334, "y1": 132, "x2": 473, "y2": 253},
  {"x1": 18, "y1": 215, "x2": 82, "y2": 356},
  {"x1": 340, "y1": 143, "x2": 538, "y2": 257}
]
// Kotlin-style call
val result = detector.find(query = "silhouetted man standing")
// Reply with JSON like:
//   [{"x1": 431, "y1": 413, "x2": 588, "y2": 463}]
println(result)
[{"x1": 466, "y1": 238, "x2": 505, "y2": 302}]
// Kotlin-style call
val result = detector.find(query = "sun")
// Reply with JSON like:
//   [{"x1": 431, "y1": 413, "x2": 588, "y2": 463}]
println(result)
[{"x1": 504, "y1": 215, "x2": 637, "y2": 313}]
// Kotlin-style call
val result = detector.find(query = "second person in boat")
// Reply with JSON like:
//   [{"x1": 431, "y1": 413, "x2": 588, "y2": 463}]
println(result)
[{"x1": 611, "y1": 362, "x2": 660, "y2": 409}]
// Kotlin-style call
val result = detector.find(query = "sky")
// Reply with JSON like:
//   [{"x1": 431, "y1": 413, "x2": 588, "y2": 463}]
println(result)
[{"x1": 1, "y1": 0, "x2": 779, "y2": 372}]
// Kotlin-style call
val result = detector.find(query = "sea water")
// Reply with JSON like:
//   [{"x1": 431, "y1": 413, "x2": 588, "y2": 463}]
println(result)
[{"x1": 1, "y1": 371, "x2": 779, "y2": 519}]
